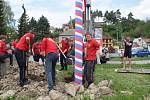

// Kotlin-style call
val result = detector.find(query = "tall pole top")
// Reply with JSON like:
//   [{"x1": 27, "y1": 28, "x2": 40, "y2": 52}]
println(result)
[{"x1": 86, "y1": 0, "x2": 91, "y2": 7}]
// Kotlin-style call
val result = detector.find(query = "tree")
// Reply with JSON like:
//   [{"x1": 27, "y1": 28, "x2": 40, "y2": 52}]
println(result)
[
  {"x1": 115, "y1": 9, "x2": 121, "y2": 21},
  {"x1": 110, "y1": 10, "x2": 117, "y2": 24},
  {"x1": 101, "y1": 9, "x2": 150, "y2": 39},
  {"x1": 98, "y1": 10, "x2": 103, "y2": 17},
  {"x1": 28, "y1": 17, "x2": 37, "y2": 33},
  {"x1": 68, "y1": 19, "x2": 75, "y2": 29},
  {"x1": 91, "y1": 10, "x2": 103, "y2": 22},
  {"x1": 18, "y1": 4, "x2": 29, "y2": 37},
  {"x1": 3, "y1": 1, "x2": 14, "y2": 26},
  {"x1": 91, "y1": 10, "x2": 97, "y2": 21},
  {"x1": 0, "y1": 0, "x2": 6, "y2": 34},
  {"x1": 128, "y1": 12, "x2": 134, "y2": 21},
  {"x1": 37, "y1": 15, "x2": 50, "y2": 34},
  {"x1": 97, "y1": 10, "x2": 103, "y2": 22},
  {"x1": 104, "y1": 10, "x2": 109, "y2": 24},
  {"x1": 55, "y1": 28, "x2": 63, "y2": 33}
]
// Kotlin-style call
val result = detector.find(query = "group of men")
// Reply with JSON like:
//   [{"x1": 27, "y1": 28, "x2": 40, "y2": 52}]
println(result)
[{"x1": 0, "y1": 32, "x2": 100, "y2": 92}]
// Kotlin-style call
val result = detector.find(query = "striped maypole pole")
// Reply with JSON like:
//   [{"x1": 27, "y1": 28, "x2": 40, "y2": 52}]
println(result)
[{"x1": 75, "y1": 0, "x2": 84, "y2": 84}]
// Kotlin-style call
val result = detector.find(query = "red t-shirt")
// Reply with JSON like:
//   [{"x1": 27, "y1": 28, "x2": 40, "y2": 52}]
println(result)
[
  {"x1": 32, "y1": 42, "x2": 41, "y2": 55},
  {"x1": 0, "y1": 40, "x2": 7, "y2": 54},
  {"x1": 11, "y1": 40, "x2": 18, "y2": 49},
  {"x1": 16, "y1": 33, "x2": 35, "y2": 51},
  {"x1": 61, "y1": 40, "x2": 70, "y2": 52},
  {"x1": 41, "y1": 38, "x2": 58, "y2": 55},
  {"x1": 85, "y1": 39, "x2": 99, "y2": 60}
]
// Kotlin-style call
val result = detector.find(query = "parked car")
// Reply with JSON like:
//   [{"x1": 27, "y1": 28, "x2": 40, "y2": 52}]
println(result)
[{"x1": 132, "y1": 49, "x2": 150, "y2": 57}]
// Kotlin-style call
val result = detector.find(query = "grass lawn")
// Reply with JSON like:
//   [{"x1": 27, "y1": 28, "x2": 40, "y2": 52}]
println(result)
[
  {"x1": 57, "y1": 64, "x2": 150, "y2": 100},
  {"x1": 111, "y1": 57, "x2": 150, "y2": 61}
]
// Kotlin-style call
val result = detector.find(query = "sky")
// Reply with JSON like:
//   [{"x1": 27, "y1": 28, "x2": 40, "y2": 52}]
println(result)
[{"x1": 5, "y1": 0, "x2": 150, "y2": 28}]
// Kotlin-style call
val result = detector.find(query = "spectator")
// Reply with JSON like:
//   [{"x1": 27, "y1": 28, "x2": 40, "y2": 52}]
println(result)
[
  {"x1": 84, "y1": 33, "x2": 99, "y2": 87},
  {"x1": 123, "y1": 37, "x2": 133, "y2": 70}
]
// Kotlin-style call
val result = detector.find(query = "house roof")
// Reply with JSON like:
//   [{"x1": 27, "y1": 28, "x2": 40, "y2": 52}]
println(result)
[
  {"x1": 60, "y1": 29, "x2": 75, "y2": 36},
  {"x1": 103, "y1": 35, "x2": 112, "y2": 39}
]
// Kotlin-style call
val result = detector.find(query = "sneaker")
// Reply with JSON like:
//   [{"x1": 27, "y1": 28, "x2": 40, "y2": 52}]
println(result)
[
  {"x1": 53, "y1": 86, "x2": 57, "y2": 90},
  {"x1": 20, "y1": 80, "x2": 30, "y2": 87}
]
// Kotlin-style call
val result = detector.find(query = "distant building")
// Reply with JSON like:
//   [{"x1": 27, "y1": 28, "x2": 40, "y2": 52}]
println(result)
[
  {"x1": 59, "y1": 29, "x2": 75, "y2": 42},
  {"x1": 62, "y1": 24, "x2": 71, "y2": 32},
  {"x1": 102, "y1": 36, "x2": 113, "y2": 47}
]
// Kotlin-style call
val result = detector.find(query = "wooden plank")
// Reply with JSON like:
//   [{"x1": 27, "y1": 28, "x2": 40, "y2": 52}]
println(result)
[{"x1": 116, "y1": 68, "x2": 150, "y2": 74}]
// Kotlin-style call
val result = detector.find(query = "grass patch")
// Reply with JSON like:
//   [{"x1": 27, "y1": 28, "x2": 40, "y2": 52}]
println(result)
[
  {"x1": 56, "y1": 64, "x2": 150, "y2": 100},
  {"x1": 94, "y1": 64, "x2": 150, "y2": 100},
  {"x1": 111, "y1": 57, "x2": 150, "y2": 61}
]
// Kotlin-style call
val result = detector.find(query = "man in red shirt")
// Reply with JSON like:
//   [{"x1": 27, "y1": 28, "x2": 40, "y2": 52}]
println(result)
[
  {"x1": 32, "y1": 41, "x2": 44, "y2": 66},
  {"x1": 14, "y1": 32, "x2": 35, "y2": 87},
  {"x1": 11, "y1": 39, "x2": 19, "y2": 50},
  {"x1": 11, "y1": 38, "x2": 19, "y2": 59},
  {"x1": 41, "y1": 33, "x2": 59, "y2": 92},
  {"x1": 84, "y1": 33, "x2": 99, "y2": 87},
  {"x1": 60, "y1": 38, "x2": 70, "y2": 70},
  {"x1": 0, "y1": 35, "x2": 13, "y2": 66}
]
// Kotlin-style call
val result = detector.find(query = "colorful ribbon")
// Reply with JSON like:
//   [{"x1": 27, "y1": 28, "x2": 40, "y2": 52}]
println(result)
[{"x1": 75, "y1": 0, "x2": 84, "y2": 84}]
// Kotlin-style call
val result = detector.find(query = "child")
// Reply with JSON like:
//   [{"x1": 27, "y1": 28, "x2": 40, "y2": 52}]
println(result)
[{"x1": 120, "y1": 49, "x2": 124, "y2": 64}]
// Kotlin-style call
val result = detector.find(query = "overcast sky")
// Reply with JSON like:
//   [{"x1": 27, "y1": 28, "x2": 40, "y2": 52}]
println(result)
[{"x1": 6, "y1": 0, "x2": 150, "y2": 28}]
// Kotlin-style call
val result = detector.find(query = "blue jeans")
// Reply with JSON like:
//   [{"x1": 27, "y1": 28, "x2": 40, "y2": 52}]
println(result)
[{"x1": 45, "y1": 52, "x2": 58, "y2": 91}]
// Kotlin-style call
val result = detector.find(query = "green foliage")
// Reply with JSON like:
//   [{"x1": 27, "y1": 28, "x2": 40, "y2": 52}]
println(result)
[
  {"x1": 28, "y1": 17, "x2": 37, "y2": 33},
  {"x1": 0, "y1": 0, "x2": 14, "y2": 36},
  {"x1": 51, "y1": 32, "x2": 59, "y2": 38},
  {"x1": 37, "y1": 15, "x2": 50, "y2": 34},
  {"x1": 15, "y1": 96, "x2": 31, "y2": 100},
  {"x1": 91, "y1": 9, "x2": 103, "y2": 19},
  {"x1": 55, "y1": 28, "x2": 63, "y2": 34},
  {"x1": 0, "y1": 0, "x2": 6, "y2": 34},
  {"x1": 7, "y1": 96, "x2": 15, "y2": 100},
  {"x1": 98, "y1": 10, "x2": 150, "y2": 39},
  {"x1": 18, "y1": 4, "x2": 29, "y2": 37},
  {"x1": 68, "y1": 19, "x2": 75, "y2": 29},
  {"x1": 3, "y1": 1, "x2": 14, "y2": 26}
]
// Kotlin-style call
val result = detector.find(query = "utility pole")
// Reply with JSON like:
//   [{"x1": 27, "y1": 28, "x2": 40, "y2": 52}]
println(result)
[{"x1": 85, "y1": 0, "x2": 92, "y2": 33}]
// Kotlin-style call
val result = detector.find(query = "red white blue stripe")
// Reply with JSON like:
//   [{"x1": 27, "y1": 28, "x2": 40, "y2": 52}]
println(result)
[{"x1": 75, "y1": 0, "x2": 83, "y2": 85}]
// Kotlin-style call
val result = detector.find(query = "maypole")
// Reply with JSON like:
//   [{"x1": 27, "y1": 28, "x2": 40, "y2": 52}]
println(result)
[{"x1": 75, "y1": 0, "x2": 84, "y2": 84}]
